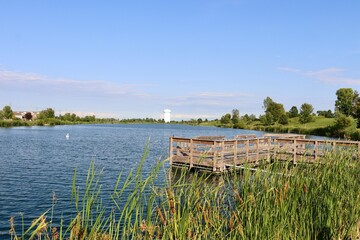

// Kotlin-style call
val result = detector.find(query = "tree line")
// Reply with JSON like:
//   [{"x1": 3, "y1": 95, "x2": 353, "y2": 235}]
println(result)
[
  {"x1": 0, "y1": 106, "x2": 109, "y2": 126},
  {"x1": 218, "y1": 88, "x2": 360, "y2": 140},
  {"x1": 0, "y1": 106, "x2": 168, "y2": 127}
]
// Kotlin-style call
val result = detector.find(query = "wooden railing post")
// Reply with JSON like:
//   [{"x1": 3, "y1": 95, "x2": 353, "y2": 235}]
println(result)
[
  {"x1": 256, "y1": 138, "x2": 259, "y2": 164},
  {"x1": 169, "y1": 137, "x2": 173, "y2": 165},
  {"x1": 246, "y1": 140, "x2": 249, "y2": 162},
  {"x1": 190, "y1": 139, "x2": 194, "y2": 168},
  {"x1": 169, "y1": 136, "x2": 360, "y2": 173},
  {"x1": 213, "y1": 141, "x2": 217, "y2": 172},
  {"x1": 234, "y1": 140, "x2": 238, "y2": 166},
  {"x1": 293, "y1": 139, "x2": 297, "y2": 164},
  {"x1": 220, "y1": 141, "x2": 225, "y2": 172},
  {"x1": 267, "y1": 137, "x2": 271, "y2": 162}
]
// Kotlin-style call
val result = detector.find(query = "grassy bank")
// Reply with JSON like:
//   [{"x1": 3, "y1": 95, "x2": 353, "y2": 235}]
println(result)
[
  {"x1": 251, "y1": 117, "x2": 336, "y2": 136},
  {"x1": 8, "y1": 149, "x2": 360, "y2": 239},
  {"x1": 203, "y1": 116, "x2": 360, "y2": 140},
  {"x1": 0, "y1": 119, "x2": 77, "y2": 127}
]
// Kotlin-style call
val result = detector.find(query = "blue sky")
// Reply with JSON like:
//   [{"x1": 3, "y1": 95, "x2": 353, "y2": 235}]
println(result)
[{"x1": 0, "y1": 1, "x2": 359, "y2": 120}]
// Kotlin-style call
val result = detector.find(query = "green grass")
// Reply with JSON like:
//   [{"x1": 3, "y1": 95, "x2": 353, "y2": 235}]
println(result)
[
  {"x1": 287, "y1": 116, "x2": 335, "y2": 128},
  {"x1": 200, "y1": 116, "x2": 335, "y2": 130},
  {"x1": 247, "y1": 116, "x2": 336, "y2": 132},
  {"x1": 8, "y1": 146, "x2": 360, "y2": 239},
  {"x1": 198, "y1": 120, "x2": 220, "y2": 127},
  {"x1": 204, "y1": 116, "x2": 344, "y2": 138}
]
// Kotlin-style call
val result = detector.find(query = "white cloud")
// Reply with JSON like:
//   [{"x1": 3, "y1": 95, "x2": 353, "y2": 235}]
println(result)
[
  {"x1": 168, "y1": 92, "x2": 254, "y2": 108},
  {"x1": 0, "y1": 68, "x2": 262, "y2": 119},
  {"x1": 279, "y1": 67, "x2": 360, "y2": 85},
  {"x1": 0, "y1": 68, "x2": 152, "y2": 96},
  {"x1": 171, "y1": 113, "x2": 218, "y2": 119}
]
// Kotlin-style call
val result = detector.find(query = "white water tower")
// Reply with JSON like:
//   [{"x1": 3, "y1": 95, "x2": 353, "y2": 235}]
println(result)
[{"x1": 164, "y1": 109, "x2": 171, "y2": 123}]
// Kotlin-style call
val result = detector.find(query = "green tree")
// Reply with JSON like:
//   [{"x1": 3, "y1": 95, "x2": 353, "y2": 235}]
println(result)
[
  {"x1": 334, "y1": 113, "x2": 353, "y2": 129},
  {"x1": 61, "y1": 113, "x2": 76, "y2": 122},
  {"x1": 260, "y1": 112, "x2": 275, "y2": 126},
  {"x1": 82, "y1": 115, "x2": 96, "y2": 122},
  {"x1": 263, "y1": 97, "x2": 274, "y2": 110},
  {"x1": 233, "y1": 120, "x2": 246, "y2": 129},
  {"x1": 248, "y1": 114, "x2": 257, "y2": 121},
  {"x1": 299, "y1": 103, "x2": 314, "y2": 124},
  {"x1": 335, "y1": 88, "x2": 355, "y2": 116},
  {"x1": 220, "y1": 113, "x2": 231, "y2": 124},
  {"x1": 288, "y1": 106, "x2": 299, "y2": 118},
  {"x1": 189, "y1": 119, "x2": 197, "y2": 125},
  {"x1": 278, "y1": 114, "x2": 289, "y2": 125},
  {"x1": 333, "y1": 113, "x2": 355, "y2": 138},
  {"x1": 231, "y1": 109, "x2": 240, "y2": 124},
  {"x1": 352, "y1": 103, "x2": 360, "y2": 128},
  {"x1": 197, "y1": 118, "x2": 203, "y2": 125},
  {"x1": 317, "y1": 110, "x2": 334, "y2": 118},
  {"x1": 241, "y1": 114, "x2": 251, "y2": 122},
  {"x1": 351, "y1": 91, "x2": 360, "y2": 127},
  {"x1": 0, "y1": 110, "x2": 3, "y2": 120},
  {"x1": 263, "y1": 97, "x2": 286, "y2": 123},
  {"x1": 37, "y1": 108, "x2": 55, "y2": 119},
  {"x1": 2, "y1": 105, "x2": 13, "y2": 120}
]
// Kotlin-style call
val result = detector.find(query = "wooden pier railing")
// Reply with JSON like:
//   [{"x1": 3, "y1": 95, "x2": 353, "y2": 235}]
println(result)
[{"x1": 169, "y1": 136, "x2": 360, "y2": 173}]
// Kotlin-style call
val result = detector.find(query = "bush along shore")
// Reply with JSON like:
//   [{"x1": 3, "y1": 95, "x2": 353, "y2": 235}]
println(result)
[{"x1": 8, "y1": 146, "x2": 360, "y2": 239}]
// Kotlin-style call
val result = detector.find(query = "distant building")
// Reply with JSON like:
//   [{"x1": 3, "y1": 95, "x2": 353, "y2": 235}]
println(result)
[
  {"x1": 164, "y1": 109, "x2": 171, "y2": 123},
  {"x1": 13, "y1": 112, "x2": 24, "y2": 120},
  {"x1": 13, "y1": 111, "x2": 38, "y2": 121}
]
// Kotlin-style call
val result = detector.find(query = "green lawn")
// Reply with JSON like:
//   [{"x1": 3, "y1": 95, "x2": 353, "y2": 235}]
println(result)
[
  {"x1": 287, "y1": 116, "x2": 334, "y2": 128},
  {"x1": 198, "y1": 116, "x2": 342, "y2": 138}
]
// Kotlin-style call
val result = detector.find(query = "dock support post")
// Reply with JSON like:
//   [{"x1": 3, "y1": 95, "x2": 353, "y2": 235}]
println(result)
[{"x1": 314, "y1": 140, "x2": 318, "y2": 161}]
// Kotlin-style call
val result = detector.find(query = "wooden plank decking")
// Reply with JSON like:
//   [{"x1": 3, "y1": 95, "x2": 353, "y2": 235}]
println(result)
[{"x1": 169, "y1": 134, "x2": 360, "y2": 173}]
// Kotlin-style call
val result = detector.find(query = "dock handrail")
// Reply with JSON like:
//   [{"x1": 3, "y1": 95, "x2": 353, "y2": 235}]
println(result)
[{"x1": 169, "y1": 136, "x2": 360, "y2": 173}]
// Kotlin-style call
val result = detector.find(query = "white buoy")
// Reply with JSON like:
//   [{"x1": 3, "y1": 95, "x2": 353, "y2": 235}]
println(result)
[{"x1": 66, "y1": 133, "x2": 70, "y2": 139}]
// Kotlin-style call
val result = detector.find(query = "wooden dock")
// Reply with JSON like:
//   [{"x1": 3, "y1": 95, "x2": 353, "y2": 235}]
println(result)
[{"x1": 169, "y1": 134, "x2": 360, "y2": 173}]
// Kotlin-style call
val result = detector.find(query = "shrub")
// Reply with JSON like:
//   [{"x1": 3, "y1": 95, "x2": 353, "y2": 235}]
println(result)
[{"x1": 350, "y1": 129, "x2": 360, "y2": 141}]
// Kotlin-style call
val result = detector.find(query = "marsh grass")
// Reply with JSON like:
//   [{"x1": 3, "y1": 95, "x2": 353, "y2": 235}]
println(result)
[{"x1": 8, "y1": 146, "x2": 360, "y2": 239}]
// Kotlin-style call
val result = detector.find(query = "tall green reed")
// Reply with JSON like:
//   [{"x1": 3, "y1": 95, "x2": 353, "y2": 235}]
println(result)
[{"x1": 9, "y1": 145, "x2": 360, "y2": 239}]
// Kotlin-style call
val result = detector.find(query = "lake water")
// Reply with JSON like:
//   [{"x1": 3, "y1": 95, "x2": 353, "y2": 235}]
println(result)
[{"x1": 0, "y1": 124, "x2": 262, "y2": 236}]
